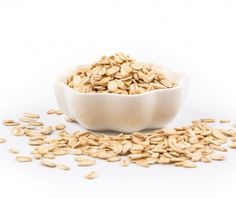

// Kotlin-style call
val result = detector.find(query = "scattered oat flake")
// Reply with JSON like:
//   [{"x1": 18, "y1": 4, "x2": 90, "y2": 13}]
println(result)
[
  {"x1": 9, "y1": 147, "x2": 19, "y2": 154},
  {"x1": 16, "y1": 156, "x2": 32, "y2": 162},
  {"x1": 210, "y1": 154, "x2": 225, "y2": 161},
  {"x1": 3, "y1": 119, "x2": 15, "y2": 124},
  {"x1": 47, "y1": 109, "x2": 56, "y2": 114},
  {"x1": 128, "y1": 153, "x2": 149, "y2": 160},
  {"x1": 212, "y1": 131, "x2": 227, "y2": 140},
  {"x1": 55, "y1": 110, "x2": 63, "y2": 115},
  {"x1": 53, "y1": 149, "x2": 68, "y2": 156},
  {"x1": 34, "y1": 153, "x2": 42, "y2": 160},
  {"x1": 41, "y1": 159, "x2": 57, "y2": 168},
  {"x1": 0, "y1": 138, "x2": 6, "y2": 144},
  {"x1": 107, "y1": 156, "x2": 122, "y2": 162},
  {"x1": 84, "y1": 171, "x2": 98, "y2": 179},
  {"x1": 78, "y1": 159, "x2": 96, "y2": 166},
  {"x1": 191, "y1": 151, "x2": 202, "y2": 162},
  {"x1": 182, "y1": 161, "x2": 197, "y2": 168},
  {"x1": 3, "y1": 120, "x2": 20, "y2": 126},
  {"x1": 201, "y1": 156, "x2": 211, "y2": 163},
  {"x1": 24, "y1": 112, "x2": 40, "y2": 119},
  {"x1": 232, "y1": 136, "x2": 236, "y2": 142},
  {"x1": 43, "y1": 153, "x2": 55, "y2": 159},
  {"x1": 136, "y1": 160, "x2": 149, "y2": 167},
  {"x1": 57, "y1": 164, "x2": 70, "y2": 171},
  {"x1": 121, "y1": 159, "x2": 130, "y2": 167},
  {"x1": 220, "y1": 119, "x2": 231, "y2": 123},
  {"x1": 29, "y1": 140, "x2": 44, "y2": 146},
  {"x1": 75, "y1": 157, "x2": 93, "y2": 162},
  {"x1": 68, "y1": 149, "x2": 82, "y2": 155},
  {"x1": 40, "y1": 126, "x2": 54, "y2": 135},
  {"x1": 20, "y1": 117, "x2": 36, "y2": 123},
  {"x1": 12, "y1": 127, "x2": 24, "y2": 136},
  {"x1": 55, "y1": 124, "x2": 66, "y2": 130},
  {"x1": 200, "y1": 118, "x2": 215, "y2": 123},
  {"x1": 29, "y1": 121, "x2": 43, "y2": 126},
  {"x1": 229, "y1": 142, "x2": 236, "y2": 149}
]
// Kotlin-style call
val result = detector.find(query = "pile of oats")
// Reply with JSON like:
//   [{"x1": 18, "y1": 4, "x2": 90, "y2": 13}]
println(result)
[
  {"x1": 67, "y1": 52, "x2": 176, "y2": 94},
  {"x1": 2, "y1": 111, "x2": 236, "y2": 179}
]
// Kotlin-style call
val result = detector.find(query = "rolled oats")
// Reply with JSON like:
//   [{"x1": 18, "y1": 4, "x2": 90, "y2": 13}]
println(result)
[
  {"x1": 200, "y1": 118, "x2": 215, "y2": 123},
  {"x1": 3, "y1": 111, "x2": 236, "y2": 175},
  {"x1": 229, "y1": 142, "x2": 236, "y2": 149},
  {"x1": 75, "y1": 157, "x2": 96, "y2": 166},
  {"x1": 67, "y1": 53, "x2": 176, "y2": 95},
  {"x1": 220, "y1": 119, "x2": 230, "y2": 123},
  {"x1": 55, "y1": 124, "x2": 66, "y2": 130},
  {"x1": 9, "y1": 147, "x2": 19, "y2": 154},
  {"x1": 16, "y1": 156, "x2": 32, "y2": 162},
  {"x1": 121, "y1": 159, "x2": 130, "y2": 167},
  {"x1": 57, "y1": 164, "x2": 70, "y2": 171},
  {"x1": 47, "y1": 109, "x2": 56, "y2": 114},
  {"x1": 12, "y1": 127, "x2": 24, "y2": 136},
  {"x1": 210, "y1": 154, "x2": 225, "y2": 161},
  {"x1": 23, "y1": 112, "x2": 40, "y2": 119},
  {"x1": 182, "y1": 161, "x2": 197, "y2": 168},
  {"x1": 3, "y1": 120, "x2": 20, "y2": 126},
  {"x1": 29, "y1": 121, "x2": 43, "y2": 126},
  {"x1": 0, "y1": 138, "x2": 6, "y2": 144},
  {"x1": 41, "y1": 159, "x2": 57, "y2": 168},
  {"x1": 84, "y1": 171, "x2": 98, "y2": 179},
  {"x1": 55, "y1": 110, "x2": 63, "y2": 115}
]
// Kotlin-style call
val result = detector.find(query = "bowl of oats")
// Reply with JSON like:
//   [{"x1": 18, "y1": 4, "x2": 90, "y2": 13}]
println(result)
[{"x1": 54, "y1": 53, "x2": 188, "y2": 132}]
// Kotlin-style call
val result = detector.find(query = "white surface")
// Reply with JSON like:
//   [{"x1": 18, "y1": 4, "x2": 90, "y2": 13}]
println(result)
[{"x1": 0, "y1": 0, "x2": 236, "y2": 198}]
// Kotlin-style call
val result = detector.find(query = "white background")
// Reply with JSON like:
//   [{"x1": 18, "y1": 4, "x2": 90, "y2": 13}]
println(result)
[{"x1": 0, "y1": 0, "x2": 236, "y2": 198}]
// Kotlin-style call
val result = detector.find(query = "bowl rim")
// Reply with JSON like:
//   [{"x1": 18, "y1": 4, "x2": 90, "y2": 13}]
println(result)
[{"x1": 54, "y1": 63, "x2": 189, "y2": 98}]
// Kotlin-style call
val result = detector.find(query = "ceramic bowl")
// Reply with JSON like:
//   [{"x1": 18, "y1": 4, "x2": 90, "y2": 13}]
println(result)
[{"x1": 53, "y1": 65, "x2": 188, "y2": 132}]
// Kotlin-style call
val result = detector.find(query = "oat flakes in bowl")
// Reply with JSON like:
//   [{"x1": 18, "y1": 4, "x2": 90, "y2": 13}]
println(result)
[
  {"x1": 54, "y1": 53, "x2": 188, "y2": 132},
  {"x1": 66, "y1": 52, "x2": 176, "y2": 94}
]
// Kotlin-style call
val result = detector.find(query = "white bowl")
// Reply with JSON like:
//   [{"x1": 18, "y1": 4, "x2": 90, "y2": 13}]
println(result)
[{"x1": 53, "y1": 65, "x2": 189, "y2": 133}]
